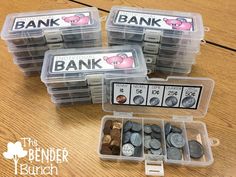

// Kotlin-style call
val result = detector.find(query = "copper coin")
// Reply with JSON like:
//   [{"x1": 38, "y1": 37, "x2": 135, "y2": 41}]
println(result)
[
  {"x1": 103, "y1": 127, "x2": 111, "y2": 135},
  {"x1": 102, "y1": 135, "x2": 112, "y2": 145},
  {"x1": 110, "y1": 129, "x2": 121, "y2": 139},
  {"x1": 101, "y1": 144, "x2": 112, "y2": 155},
  {"x1": 110, "y1": 139, "x2": 120, "y2": 148},
  {"x1": 104, "y1": 120, "x2": 113, "y2": 129},
  {"x1": 112, "y1": 121, "x2": 122, "y2": 129},
  {"x1": 112, "y1": 146, "x2": 120, "y2": 155},
  {"x1": 116, "y1": 95, "x2": 127, "y2": 104}
]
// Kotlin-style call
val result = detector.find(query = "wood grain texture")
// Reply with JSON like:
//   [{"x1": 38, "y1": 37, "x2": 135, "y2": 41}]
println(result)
[{"x1": 0, "y1": 0, "x2": 236, "y2": 177}]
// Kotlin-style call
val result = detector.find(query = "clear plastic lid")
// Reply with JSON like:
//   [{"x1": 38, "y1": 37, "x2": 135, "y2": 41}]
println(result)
[
  {"x1": 106, "y1": 6, "x2": 204, "y2": 40},
  {"x1": 102, "y1": 74, "x2": 214, "y2": 118},
  {"x1": 41, "y1": 45, "x2": 147, "y2": 84},
  {"x1": 1, "y1": 7, "x2": 101, "y2": 42}
]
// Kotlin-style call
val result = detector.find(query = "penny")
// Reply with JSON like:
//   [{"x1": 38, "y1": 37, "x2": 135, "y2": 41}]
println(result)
[
  {"x1": 133, "y1": 95, "x2": 144, "y2": 105},
  {"x1": 149, "y1": 139, "x2": 161, "y2": 150},
  {"x1": 167, "y1": 147, "x2": 182, "y2": 160},
  {"x1": 112, "y1": 121, "x2": 122, "y2": 129},
  {"x1": 130, "y1": 133, "x2": 142, "y2": 147},
  {"x1": 102, "y1": 135, "x2": 112, "y2": 145},
  {"x1": 112, "y1": 146, "x2": 120, "y2": 155},
  {"x1": 149, "y1": 97, "x2": 160, "y2": 106},
  {"x1": 104, "y1": 120, "x2": 113, "y2": 129},
  {"x1": 144, "y1": 139, "x2": 151, "y2": 149},
  {"x1": 101, "y1": 145, "x2": 112, "y2": 155},
  {"x1": 165, "y1": 123, "x2": 172, "y2": 135},
  {"x1": 165, "y1": 96, "x2": 178, "y2": 107},
  {"x1": 103, "y1": 127, "x2": 111, "y2": 135},
  {"x1": 171, "y1": 126, "x2": 182, "y2": 134},
  {"x1": 122, "y1": 143, "x2": 135, "y2": 156},
  {"x1": 110, "y1": 129, "x2": 121, "y2": 139},
  {"x1": 151, "y1": 132, "x2": 161, "y2": 140},
  {"x1": 144, "y1": 125, "x2": 152, "y2": 134},
  {"x1": 110, "y1": 139, "x2": 120, "y2": 148},
  {"x1": 151, "y1": 147, "x2": 162, "y2": 155},
  {"x1": 151, "y1": 124, "x2": 161, "y2": 133},
  {"x1": 188, "y1": 140, "x2": 204, "y2": 159},
  {"x1": 170, "y1": 133, "x2": 185, "y2": 148},
  {"x1": 116, "y1": 95, "x2": 127, "y2": 104},
  {"x1": 131, "y1": 122, "x2": 142, "y2": 132},
  {"x1": 123, "y1": 121, "x2": 133, "y2": 132},
  {"x1": 182, "y1": 96, "x2": 196, "y2": 108},
  {"x1": 123, "y1": 131, "x2": 131, "y2": 144},
  {"x1": 134, "y1": 146, "x2": 142, "y2": 157}
]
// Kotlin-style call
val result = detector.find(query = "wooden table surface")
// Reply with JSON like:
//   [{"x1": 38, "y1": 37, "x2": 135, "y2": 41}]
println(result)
[{"x1": 0, "y1": 0, "x2": 236, "y2": 177}]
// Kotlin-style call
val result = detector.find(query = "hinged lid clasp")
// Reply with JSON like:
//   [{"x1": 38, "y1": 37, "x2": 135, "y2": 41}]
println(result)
[
  {"x1": 144, "y1": 29, "x2": 162, "y2": 43},
  {"x1": 145, "y1": 159, "x2": 164, "y2": 176},
  {"x1": 113, "y1": 111, "x2": 133, "y2": 117},
  {"x1": 172, "y1": 115, "x2": 193, "y2": 121},
  {"x1": 44, "y1": 29, "x2": 62, "y2": 43}
]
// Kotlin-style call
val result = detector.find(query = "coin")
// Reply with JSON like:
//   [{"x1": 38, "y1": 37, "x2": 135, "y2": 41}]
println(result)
[
  {"x1": 112, "y1": 146, "x2": 120, "y2": 155},
  {"x1": 116, "y1": 95, "x2": 127, "y2": 104},
  {"x1": 110, "y1": 139, "x2": 120, "y2": 148},
  {"x1": 167, "y1": 133, "x2": 173, "y2": 147},
  {"x1": 144, "y1": 139, "x2": 151, "y2": 149},
  {"x1": 165, "y1": 96, "x2": 178, "y2": 107},
  {"x1": 103, "y1": 127, "x2": 111, "y2": 135},
  {"x1": 102, "y1": 135, "x2": 112, "y2": 145},
  {"x1": 133, "y1": 95, "x2": 144, "y2": 105},
  {"x1": 144, "y1": 135, "x2": 152, "y2": 140},
  {"x1": 123, "y1": 121, "x2": 133, "y2": 132},
  {"x1": 131, "y1": 122, "x2": 142, "y2": 132},
  {"x1": 112, "y1": 121, "x2": 122, "y2": 129},
  {"x1": 144, "y1": 125, "x2": 152, "y2": 134},
  {"x1": 123, "y1": 131, "x2": 131, "y2": 144},
  {"x1": 149, "y1": 97, "x2": 160, "y2": 106},
  {"x1": 151, "y1": 124, "x2": 161, "y2": 133},
  {"x1": 104, "y1": 120, "x2": 112, "y2": 129},
  {"x1": 151, "y1": 132, "x2": 161, "y2": 140},
  {"x1": 101, "y1": 145, "x2": 112, "y2": 155},
  {"x1": 130, "y1": 133, "x2": 142, "y2": 147},
  {"x1": 149, "y1": 139, "x2": 161, "y2": 150},
  {"x1": 134, "y1": 146, "x2": 142, "y2": 157},
  {"x1": 110, "y1": 129, "x2": 121, "y2": 139},
  {"x1": 171, "y1": 126, "x2": 182, "y2": 134},
  {"x1": 165, "y1": 123, "x2": 172, "y2": 135},
  {"x1": 151, "y1": 147, "x2": 162, "y2": 155},
  {"x1": 167, "y1": 147, "x2": 182, "y2": 160},
  {"x1": 170, "y1": 133, "x2": 185, "y2": 148},
  {"x1": 188, "y1": 140, "x2": 204, "y2": 159},
  {"x1": 122, "y1": 143, "x2": 135, "y2": 156},
  {"x1": 182, "y1": 96, "x2": 196, "y2": 108}
]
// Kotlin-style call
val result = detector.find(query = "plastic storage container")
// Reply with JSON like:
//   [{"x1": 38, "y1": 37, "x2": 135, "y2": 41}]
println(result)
[{"x1": 98, "y1": 74, "x2": 219, "y2": 176}]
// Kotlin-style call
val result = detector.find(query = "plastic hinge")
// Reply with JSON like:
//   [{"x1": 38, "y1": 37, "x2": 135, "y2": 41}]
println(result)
[
  {"x1": 86, "y1": 74, "x2": 103, "y2": 85},
  {"x1": 47, "y1": 43, "x2": 64, "y2": 50},
  {"x1": 172, "y1": 115, "x2": 193, "y2": 121},
  {"x1": 44, "y1": 29, "x2": 62, "y2": 43},
  {"x1": 145, "y1": 159, "x2": 164, "y2": 176},
  {"x1": 113, "y1": 111, "x2": 133, "y2": 118},
  {"x1": 143, "y1": 42, "x2": 159, "y2": 54},
  {"x1": 144, "y1": 29, "x2": 162, "y2": 43}
]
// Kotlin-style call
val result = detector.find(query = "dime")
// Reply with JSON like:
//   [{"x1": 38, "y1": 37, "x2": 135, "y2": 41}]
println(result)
[
  {"x1": 110, "y1": 129, "x2": 121, "y2": 139},
  {"x1": 112, "y1": 146, "x2": 120, "y2": 155},
  {"x1": 122, "y1": 143, "x2": 135, "y2": 156},
  {"x1": 165, "y1": 123, "x2": 172, "y2": 135},
  {"x1": 112, "y1": 121, "x2": 122, "y2": 129},
  {"x1": 131, "y1": 122, "x2": 142, "y2": 132},
  {"x1": 130, "y1": 133, "x2": 142, "y2": 147},
  {"x1": 102, "y1": 135, "x2": 112, "y2": 145},
  {"x1": 123, "y1": 131, "x2": 131, "y2": 144},
  {"x1": 151, "y1": 124, "x2": 161, "y2": 133},
  {"x1": 188, "y1": 140, "x2": 204, "y2": 159},
  {"x1": 167, "y1": 147, "x2": 182, "y2": 160},
  {"x1": 151, "y1": 132, "x2": 161, "y2": 140},
  {"x1": 133, "y1": 95, "x2": 144, "y2": 105},
  {"x1": 171, "y1": 126, "x2": 182, "y2": 134},
  {"x1": 123, "y1": 121, "x2": 133, "y2": 132},
  {"x1": 104, "y1": 120, "x2": 112, "y2": 129},
  {"x1": 116, "y1": 95, "x2": 127, "y2": 104},
  {"x1": 144, "y1": 139, "x2": 151, "y2": 149},
  {"x1": 144, "y1": 125, "x2": 152, "y2": 134},
  {"x1": 144, "y1": 135, "x2": 152, "y2": 140},
  {"x1": 101, "y1": 145, "x2": 112, "y2": 155},
  {"x1": 149, "y1": 97, "x2": 160, "y2": 106},
  {"x1": 151, "y1": 147, "x2": 162, "y2": 155},
  {"x1": 134, "y1": 146, "x2": 142, "y2": 157},
  {"x1": 182, "y1": 96, "x2": 196, "y2": 108},
  {"x1": 165, "y1": 96, "x2": 178, "y2": 107},
  {"x1": 170, "y1": 133, "x2": 185, "y2": 148},
  {"x1": 149, "y1": 139, "x2": 161, "y2": 150},
  {"x1": 167, "y1": 133, "x2": 173, "y2": 147}
]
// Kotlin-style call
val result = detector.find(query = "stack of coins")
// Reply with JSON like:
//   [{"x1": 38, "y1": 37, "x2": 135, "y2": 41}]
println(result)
[
  {"x1": 188, "y1": 140, "x2": 204, "y2": 159},
  {"x1": 165, "y1": 123, "x2": 186, "y2": 160},
  {"x1": 100, "y1": 120, "x2": 122, "y2": 155},
  {"x1": 1, "y1": 7, "x2": 101, "y2": 76},
  {"x1": 144, "y1": 124, "x2": 163, "y2": 155},
  {"x1": 122, "y1": 121, "x2": 142, "y2": 157},
  {"x1": 106, "y1": 6, "x2": 205, "y2": 75}
]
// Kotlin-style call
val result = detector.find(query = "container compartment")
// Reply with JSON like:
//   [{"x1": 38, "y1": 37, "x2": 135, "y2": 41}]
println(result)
[
  {"x1": 51, "y1": 95, "x2": 91, "y2": 104},
  {"x1": 51, "y1": 91, "x2": 91, "y2": 99},
  {"x1": 47, "y1": 85, "x2": 89, "y2": 94}
]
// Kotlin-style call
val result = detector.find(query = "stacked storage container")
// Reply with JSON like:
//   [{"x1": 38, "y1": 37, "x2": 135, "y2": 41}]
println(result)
[
  {"x1": 106, "y1": 6, "x2": 205, "y2": 75},
  {"x1": 1, "y1": 7, "x2": 102, "y2": 76},
  {"x1": 40, "y1": 45, "x2": 147, "y2": 106}
]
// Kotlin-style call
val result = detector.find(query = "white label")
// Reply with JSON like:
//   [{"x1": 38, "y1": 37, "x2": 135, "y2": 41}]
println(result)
[
  {"x1": 113, "y1": 83, "x2": 131, "y2": 105},
  {"x1": 130, "y1": 84, "x2": 148, "y2": 105},
  {"x1": 12, "y1": 12, "x2": 92, "y2": 31},
  {"x1": 147, "y1": 85, "x2": 164, "y2": 106},
  {"x1": 114, "y1": 10, "x2": 194, "y2": 31},
  {"x1": 160, "y1": 86, "x2": 182, "y2": 107},
  {"x1": 179, "y1": 87, "x2": 201, "y2": 109},
  {"x1": 51, "y1": 52, "x2": 135, "y2": 73}
]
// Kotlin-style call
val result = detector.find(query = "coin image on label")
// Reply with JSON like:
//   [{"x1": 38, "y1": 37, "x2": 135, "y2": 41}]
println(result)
[
  {"x1": 167, "y1": 147, "x2": 182, "y2": 160},
  {"x1": 188, "y1": 140, "x2": 204, "y2": 159},
  {"x1": 122, "y1": 143, "x2": 135, "y2": 156},
  {"x1": 130, "y1": 133, "x2": 142, "y2": 147},
  {"x1": 149, "y1": 97, "x2": 160, "y2": 106},
  {"x1": 165, "y1": 96, "x2": 178, "y2": 107},
  {"x1": 170, "y1": 133, "x2": 185, "y2": 148},
  {"x1": 116, "y1": 95, "x2": 127, "y2": 104},
  {"x1": 182, "y1": 96, "x2": 196, "y2": 108},
  {"x1": 133, "y1": 95, "x2": 144, "y2": 105}
]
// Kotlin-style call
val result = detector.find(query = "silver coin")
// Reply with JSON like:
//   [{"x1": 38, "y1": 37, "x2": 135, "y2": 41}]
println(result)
[
  {"x1": 123, "y1": 131, "x2": 131, "y2": 144},
  {"x1": 151, "y1": 124, "x2": 161, "y2": 133},
  {"x1": 188, "y1": 140, "x2": 204, "y2": 159},
  {"x1": 151, "y1": 147, "x2": 162, "y2": 155},
  {"x1": 165, "y1": 123, "x2": 172, "y2": 135},
  {"x1": 144, "y1": 139, "x2": 151, "y2": 149},
  {"x1": 133, "y1": 95, "x2": 144, "y2": 105},
  {"x1": 167, "y1": 147, "x2": 182, "y2": 160},
  {"x1": 149, "y1": 139, "x2": 161, "y2": 150},
  {"x1": 134, "y1": 146, "x2": 142, "y2": 157},
  {"x1": 123, "y1": 121, "x2": 133, "y2": 132},
  {"x1": 145, "y1": 135, "x2": 152, "y2": 140},
  {"x1": 165, "y1": 96, "x2": 178, "y2": 107},
  {"x1": 144, "y1": 125, "x2": 152, "y2": 134},
  {"x1": 130, "y1": 133, "x2": 142, "y2": 147},
  {"x1": 149, "y1": 97, "x2": 160, "y2": 106},
  {"x1": 171, "y1": 126, "x2": 182, "y2": 134},
  {"x1": 170, "y1": 133, "x2": 185, "y2": 148},
  {"x1": 131, "y1": 122, "x2": 142, "y2": 132},
  {"x1": 122, "y1": 143, "x2": 135, "y2": 156},
  {"x1": 151, "y1": 132, "x2": 161, "y2": 140},
  {"x1": 182, "y1": 96, "x2": 196, "y2": 108},
  {"x1": 167, "y1": 133, "x2": 174, "y2": 147}
]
